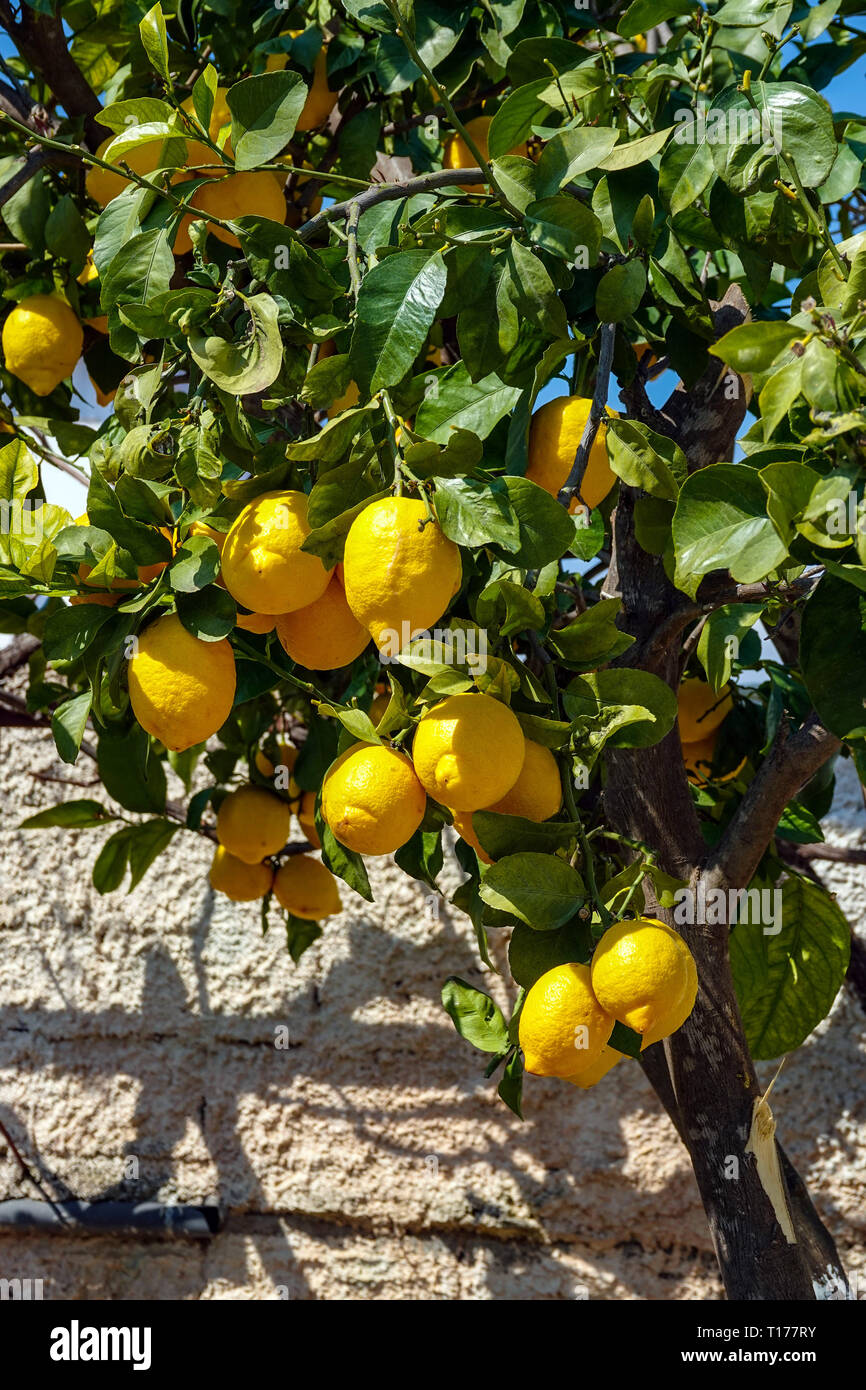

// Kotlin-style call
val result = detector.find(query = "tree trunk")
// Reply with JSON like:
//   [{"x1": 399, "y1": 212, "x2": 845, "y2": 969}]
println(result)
[{"x1": 601, "y1": 486, "x2": 848, "y2": 1300}]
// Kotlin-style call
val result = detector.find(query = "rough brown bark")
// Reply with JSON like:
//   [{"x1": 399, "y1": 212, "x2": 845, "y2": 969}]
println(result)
[{"x1": 599, "y1": 477, "x2": 846, "y2": 1300}]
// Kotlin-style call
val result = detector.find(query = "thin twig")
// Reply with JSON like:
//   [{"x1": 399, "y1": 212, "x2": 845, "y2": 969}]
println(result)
[
  {"x1": 346, "y1": 199, "x2": 362, "y2": 301},
  {"x1": 558, "y1": 323, "x2": 616, "y2": 508},
  {"x1": 297, "y1": 167, "x2": 486, "y2": 242}
]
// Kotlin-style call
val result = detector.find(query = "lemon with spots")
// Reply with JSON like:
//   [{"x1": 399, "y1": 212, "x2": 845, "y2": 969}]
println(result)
[
  {"x1": 273, "y1": 854, "x2": 341, "y2": 919},
  {"x1": 412, "y1": 693, "x2": 525, "y2": 811},
  {"x1": 519, "y1": 963, "x2": 614, "y2": 1079},
  {"x1": 342, "y1": 497, "x2": 461, "y2": 652},
  {"x1": 221, "y1": 490, "x2": 331, "y2": 615},
  {"x1": 590, "y1": 917, "x2": 698, "y2": 1045},
  {"x1": 209, "y1": 845, "x2": 274, "y2": 902},
  {"x1": 2, "y1": 295, "x2": 83, "y2": 396},
  {"x1": 322, "y1": 742, "x2": 426, "y2": 856},
  {"x1": 128, "y1": 613, "x2": 236, "y2": 752}
]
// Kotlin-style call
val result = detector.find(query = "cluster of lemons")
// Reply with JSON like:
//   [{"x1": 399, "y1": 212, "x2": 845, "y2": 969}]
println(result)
[
  {"x1": 518, "y1": 917, "x2": 698, "y2": 1088},
  {"x1": 0, "y1": 37, "x2": 339, "y2": 402}
]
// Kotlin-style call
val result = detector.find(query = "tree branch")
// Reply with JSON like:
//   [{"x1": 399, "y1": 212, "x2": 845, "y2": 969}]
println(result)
[
  {"x1": 557, "y1": 322, "x2": 616, "y2": 509},
  {"x1": 297, "y1": 168, "x2": 486, "y2": 242},
  {"x1": 0, "y1": 6, "x2": 107, "y2": 149},
  {"x1": 704, "y1": 715, "x2": 841, "y2": 890}
]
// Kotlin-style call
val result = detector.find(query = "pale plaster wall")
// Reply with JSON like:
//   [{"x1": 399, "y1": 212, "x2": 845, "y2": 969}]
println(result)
[{"x1": 0, "y1": 717, "x2": 863, "y2": 1301}]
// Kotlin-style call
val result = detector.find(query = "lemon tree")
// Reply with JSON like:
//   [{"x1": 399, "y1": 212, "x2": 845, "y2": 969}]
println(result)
[{"x1": 0, "y1": 0, "x2": 863, "y2": 1302}]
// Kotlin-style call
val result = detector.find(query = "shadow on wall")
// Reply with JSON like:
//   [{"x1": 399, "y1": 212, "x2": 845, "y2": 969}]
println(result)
[{"x1": 0, "y1": 873, "x2": 860, "y2": 1301}]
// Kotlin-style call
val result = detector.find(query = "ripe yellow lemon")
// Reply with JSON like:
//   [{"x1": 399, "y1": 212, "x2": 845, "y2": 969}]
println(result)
[
  {"x1": 297, "y1": 50, "x2": 338, "y2": 130},
  {"x1": 450, "y1": 809, "x2": 493, "y2": 865},
  {"x1": 209, "y1": 845, "x2": 274, "y2": 902},
  {"x1": 322, "y1": 741, "x2": 426, "y2": 855},
  {"x1": 342, "y1": 497, "x2": 461, "y2": 652},
  {"x1": 369, "y1": 689, "x2": 390, "y2": 725},
  {"x1": 412, "y1": 693, "x2": 525, "y2": 811},
  {"x1": 443, "y1": 115, "x2": 527, "y2": 192},
  {"x1": 188, "y1": 170, "x2": 287, "y2": 247},
  {"x1": 273, "y1": 853, "x2": 341, "y2": 919},
  {"x1": 221, "y1": 490, "x2": 331, "y2": 615},
  {"x1": 519, "y1": 962, "x2": 614, "y2": 1079},
  {"x1": 485, "y1": 738, "x2": 561, "y2": 820},
  {"x1": 677, "y1": 677, "x2": 732, "y2": 743},
  {"x1": 526, "y1": 396, "x2": 617, "y2": 512},
  {"x1": 329, "y1": 379, "x2": 359, "y2": 415},
  {"x1": 275, "y1": 571, "x2": 369, "y2": 670},
  {"x1": 566, "y1": 1043, "x2": 623, "y2": 1089},
  {"x1": 75, "y1": 514, "x2": 171, "y2": 597},
  {"x1": 128, "y1": 613, "x2": 236, "y2": 752},
  {"x1": 682, "y1": 732, "x2": 716, "y2": 782},
  {"x1": 590, "y1": 916, "x2": 698, "y2": 1042},
  {"x1": 298, "y1": 789, "x2": 321, "y2": 849},
  {"x1": 86, "y1": 135, "x2": 169, "y2": 207},
  {"x1": 2, "y1": 295, "x2": 83, "y2": 396},
  {"x1": 216, "y1": 785, "x2": 292, "y2": 863},
  {"x1": 236, "y1": 611, "x2": 276, "y2": 634},
  {"x1": 255, "y1": 742, "x2": 300, "y2": 798}
]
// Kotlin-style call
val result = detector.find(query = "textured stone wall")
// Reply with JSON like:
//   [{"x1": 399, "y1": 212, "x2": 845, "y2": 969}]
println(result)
[{"x1": 0, "y1": 716, "x2": 863, "y2": 1301}]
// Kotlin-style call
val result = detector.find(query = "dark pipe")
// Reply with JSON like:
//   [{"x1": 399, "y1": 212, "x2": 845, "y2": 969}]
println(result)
[{"x1": 0, "y1": 1199, "x2": 222, "y2": 1238}]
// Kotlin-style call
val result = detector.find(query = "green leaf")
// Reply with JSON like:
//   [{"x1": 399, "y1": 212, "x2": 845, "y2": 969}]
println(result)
[
  {"x1": 415, "y1": 363, "x2": 521, "y2": 442},
  {"x1": 605, "y1": 417, "x2": 687, "y2": 500},
  {"x1": 801, "y1": 574, "x2": 866, "y2": 739},
  {"x1": 608, "y1": 1020, "x2": 643, "y2": 1059},
  {"x1": 473, "y1": 812, "x2": 579, "y2": 860},
  {"x1": 52, "y1": 691, "x2": 92, "y2": 765},
  {"x1": 506, "y1": 238, "x2": 568, "y2": 337},
  {"x1": 525, "y1": 197, "x2": 602, "y2": 264},
  {"x1": 284, "y1": 914, "x2": 323, "y2": 963},
  {"x1": 227, "y1": 72, "x2": 308, "y2": 170},
  {"x1": 596, "y1": 261, "x2": 647, "y2": 322},
  {"x1": 93, "y1": 828, "x2": 134, "y2": 894},
  {"x1": 617, "y1": 0, "x2": 695, "y2": 38},
  {"x1": 126, "y1": 818, "x2": 179, "y2": 890},
  {"x1": 503, "y1": 477, "x2": 577, "y2": 567},
  {"x1": 319, "y1": 819, "x2": 374, "y2": 902},
  {"x1": 535, "y1": 127, "x2": 620, "y2": 198},
  {"x1": 479, "y1": 852, "x2": 585, "y2": 931},
  {"x1": 709, "y1": 81, "x2": 837, "y2": 195},
  {"x1": 475, "y1": 578, "x2": 544, "y2": 637},
  {"x1": 597, "y1": 127, "x2": 672, "y2": 171},
  {"x1": 433, "y1": 476, "x2": 519, "y2": 551},
  {"x1": 697, "y1": 604, "x2": 764, "y2": 692},
  {"x1": 497, "y1": 1048, "x2": 524, "y2": 1119},
  {"x1": 97, "y1": 724, "x2": 166, "y2": 814},
  {"x1": 672, "y1": 465, "x2": 789, "y2": 599},
  {"x1": 169, "y1": 535, "x2": 222, "y2": 592},
  {"x1": 711, "y1": 322, "x2": 800, "y2": 374},
  {"x1": 139, "y1": 2, "x2": 171, "y2": 82},
  {"x1": 776, "y1": 799, "x2": 825, "y2": 845},
  {"x1": 350, "y1": 250, "x2": 447, "y2": 395},
  {"x1": 21, "y1": 800, "x2": 117, "y2": 829},
  {"x1": 441, "y1": 977, "x2": 510, "y2": 1053},
  {"x1": 508, "y1": 919, "x2": 592, "y2": 989},
  {"x1": 100, "y1": 228, "x2": 174, "y2": 311},
  {"x1": 658, "y1": 138, "x2": 714, "y2": 218},
  {"x1": 44, "y1": 195, "x2": 91, "y2": 275},
  {"x1": 176, "y1": 587, "x2": 237, "y2": 641},
  {"x1": 731, "y1": 876, "x2": 850, "y2": 1060},
  {"x1": 565, "y1": 669, "x2": 678, "y2": 750},
  {"x1": 42, "y1": 603, "x2": 116, "y2": 662},
  {"x1": 548, "y1": 597, "x2": 635, "y2": 670},
  {"x1": 187, "y1": 293, "x2": 283, "y2": 395},
  {"x1": 488, "y1": 78, "x2": 552, "y2": 160}
]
